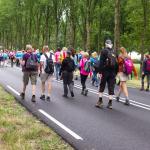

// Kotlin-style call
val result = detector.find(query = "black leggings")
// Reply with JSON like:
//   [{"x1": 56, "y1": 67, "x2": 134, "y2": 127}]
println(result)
[{"x1": 80, "y1": 74, "x2": 88, "y2": 91}]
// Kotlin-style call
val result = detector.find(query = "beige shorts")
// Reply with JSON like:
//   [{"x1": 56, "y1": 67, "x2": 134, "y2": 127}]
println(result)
[
  {"x1": 117, "y1": 72, "x2": 128, "y2": 82},
  {"x1": 23, "y1": 71, "x2": 38, "y2": 85},
  {"x1": 40, "y1": 73, "x2": 52, "y2": 83}
]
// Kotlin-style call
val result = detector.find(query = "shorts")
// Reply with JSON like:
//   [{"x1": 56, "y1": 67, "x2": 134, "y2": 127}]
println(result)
[
  {"x1": 117, "y1": 72, "x2": 128, "y2": 82},
  {"x1": 23, "y1": 71, "x2": 38, "y2": 85},
  {"x1": 99, "y1": 72, "x2": 116, "y2": 95},
  {"x1": 40, "y1": 73, "x2": 52, "y2": 83}
]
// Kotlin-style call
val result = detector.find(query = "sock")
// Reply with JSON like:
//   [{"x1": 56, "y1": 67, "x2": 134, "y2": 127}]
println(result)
[{"x1": 125, "y1": 96, "x2": 129, "y2": 100}]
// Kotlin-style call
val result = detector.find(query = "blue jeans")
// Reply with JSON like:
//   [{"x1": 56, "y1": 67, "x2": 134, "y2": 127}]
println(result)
[
  {"x1": 92, "y1": 71, "x2": 98, "y2": 86},
  {"x1": 55, "y1": 63, "x2": 61, "y2": 80}
]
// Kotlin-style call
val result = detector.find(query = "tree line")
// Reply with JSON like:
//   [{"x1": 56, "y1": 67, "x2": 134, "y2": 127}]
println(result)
[{"x1": 0, "y1": 0, "x2": 150, "y2": 56}]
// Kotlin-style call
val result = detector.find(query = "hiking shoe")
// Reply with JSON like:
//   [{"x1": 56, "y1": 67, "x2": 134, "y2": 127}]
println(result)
[
  {"x1": 146, "y1": 88, "x2": 149, "y2": 92},
  {"x1": 40, "y1": 95, "x2": 45, "y2": 100},
  {"x1": 140, "y1": 88, "x2": 144, "y2": 91},
  {"x1": 31, "y1": 95, "x2": 36, "y2": 102},
  {"x1": 84, "y1": 89, "x2": 88, "y2": 96},
  {"x1": 95, "y1": 99, "x2": 103, "y2": 108},
  {"x1": 81, "y1": 90, "x2": 84, "y2": 95},
  {"x1": 46, "y1": 96, "x2": 50, "y2": 101},
  {"x1": 62, "y1": 94, "x2": 68, "y2": 98},
  {"x1": 107, "y1": 100, "x2": 112, "y2": 109},
  {"x1": 71, "y1": 92, "x2": 74, "y2": 97},
  {"x1": 116, "y1": 97, "x2": 120, "y2": 102},
  {"x1": 20, "y1": 92, "x2": 25, "y2": 99},
  {"x1": 124, "y1": 99, "x2": 130, "y2": 106}
]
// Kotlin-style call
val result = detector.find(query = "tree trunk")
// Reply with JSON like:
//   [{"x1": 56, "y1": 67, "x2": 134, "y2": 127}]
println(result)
[{"x1": 114, "y1": 0, "x2": 120, "y2": 53}]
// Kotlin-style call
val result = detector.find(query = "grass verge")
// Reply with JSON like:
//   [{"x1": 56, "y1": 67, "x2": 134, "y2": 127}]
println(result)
[{"x1": 0, "y1": 86, "x2": 73, "y2": 150}]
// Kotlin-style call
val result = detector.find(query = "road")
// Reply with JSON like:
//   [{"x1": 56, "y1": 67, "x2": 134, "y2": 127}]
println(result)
[{"x1": 0, "y1": 66, "x2": 150, "y2": 150}]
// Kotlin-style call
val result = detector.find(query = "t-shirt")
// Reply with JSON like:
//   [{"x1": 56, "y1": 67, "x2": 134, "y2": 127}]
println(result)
[
  {"x1": 16, "y1": 51, "x2": 23, "y2": 59},
  {"x1": 22, "y1": 53, "x2": 38, "y2": 72},
  {"x1": 40, "y1": 52, "x2": 55, "y2": 73}
]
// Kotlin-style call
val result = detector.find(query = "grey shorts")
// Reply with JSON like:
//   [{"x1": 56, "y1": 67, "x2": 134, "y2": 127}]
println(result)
[
  {"x1": 40, "y1": 73, "x2": 52, "y2": 83},
  {"x1": 23, "y1": 71, "x2": 38, "y2": 85}
]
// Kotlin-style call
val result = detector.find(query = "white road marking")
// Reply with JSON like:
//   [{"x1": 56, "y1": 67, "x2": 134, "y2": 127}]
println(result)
[
  {"x1": 39, "y1": 109, "x2": 83, "y2": 140},
  {"x1": 7, "y1": 85, "x2": 20, "y2": 96},
  {"x1": 55, "y1": 80, "x2": 150, "y2": 111},
  {"x1": 7, "y1": 85, "x2": 83, "y2": 140}
]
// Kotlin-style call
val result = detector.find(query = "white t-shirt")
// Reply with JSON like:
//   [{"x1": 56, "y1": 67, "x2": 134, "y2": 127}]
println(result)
[{"x1": 40, "y1": 52, "x2": 55, "y2": 73}]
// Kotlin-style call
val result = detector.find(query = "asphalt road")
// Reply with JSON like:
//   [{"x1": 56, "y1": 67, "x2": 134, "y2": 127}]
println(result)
[{"x1": 0, "y1": 66, "x2": 150, "y2": 150}]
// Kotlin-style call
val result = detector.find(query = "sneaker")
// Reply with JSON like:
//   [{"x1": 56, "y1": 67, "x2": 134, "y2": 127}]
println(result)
[
  {"x1": 116, "y1": 97, "x2": 120, "y2": 102},
  {"x1": 146, "y1": 88, "x2": 149, "y2": 92},
  {"x1": 84, "y1": 89, "x2": 88, "y2": 96},
  {"x1": 40, "y1": 95, "x2": 45, "y2": 100},
  {"x1": 31, "y1": 95, "x2": 36, "y2": 102},
  {"x1": 20, "y1": 92, "x2": 25, "y2": 99},
  {"x1": 95, "y1": 99, "x2": 103, "y2": 108},
  {"x1": 107, "y1": 100, "x2": 112, "y2": 109},
  {"x1": 71, "y1": 92, "x2": 74, "y2": 97},
  {"x1": 46, "y1": 96, "x2": 50, "y2": 101},
  {"x1": 124, "y1": 99, "x2": 130, "y2": 106}
]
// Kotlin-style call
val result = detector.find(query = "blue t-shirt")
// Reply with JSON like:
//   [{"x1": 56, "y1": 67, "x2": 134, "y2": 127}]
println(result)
[{"x1": 16, "y1": 52, "x2": 23, "y2": 59}]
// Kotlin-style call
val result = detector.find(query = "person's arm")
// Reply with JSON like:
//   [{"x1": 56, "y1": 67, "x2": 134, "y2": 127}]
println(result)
[
  {"x1": 20, "y1": 54, "x2": 25, "y2": 66},
  {"x1": 40, "y1": 55, "x2": 44, "y2": 74},
  {"x1": 142, "y1": 60, "x2": 146, "y2": 74},
  {"x1": 132, "y1": 63, "x2": 138, "y2": 79}
]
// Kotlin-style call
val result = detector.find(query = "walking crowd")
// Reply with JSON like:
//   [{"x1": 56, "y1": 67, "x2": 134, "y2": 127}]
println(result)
[{"x1": 0, "y1": 39, "x2": 150, "y2": 109}]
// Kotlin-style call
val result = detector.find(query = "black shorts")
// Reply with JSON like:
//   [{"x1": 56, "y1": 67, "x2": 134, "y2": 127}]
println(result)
[{"x1": 99, "y1": 72, "x2": 116, "y2": 95}]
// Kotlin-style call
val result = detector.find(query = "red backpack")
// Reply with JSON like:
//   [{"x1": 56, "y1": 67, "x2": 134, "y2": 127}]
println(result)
[{"x1": 146, "y1": 59, "x2": 150, "y2": 72}]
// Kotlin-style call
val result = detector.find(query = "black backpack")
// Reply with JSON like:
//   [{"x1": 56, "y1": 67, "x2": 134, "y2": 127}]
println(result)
[
  {"x1": 44, "y1": 53, "x2": 54, "y2": 74},
  {"x1": 67, "y1": 59, "x2": 75, "y2": 72},
  {"x1": 105, "y1": 49, "x2": 117, "y2": 69},
  {"x1": 26, "y1": 54, "x2": 37, "y2": 70}
]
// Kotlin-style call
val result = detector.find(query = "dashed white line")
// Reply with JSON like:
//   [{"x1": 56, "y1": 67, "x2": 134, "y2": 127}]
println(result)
[
  {"x1": 39, "y1": 109, "x2": 83, "y2": 140},
  {"x1": 55, "y1": 80, "x2": 150, "y2": 111}
]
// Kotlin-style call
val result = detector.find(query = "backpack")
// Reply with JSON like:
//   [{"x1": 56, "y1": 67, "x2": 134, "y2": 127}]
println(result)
[
  {"x1": 44, "y1": 53, "x2": 54, "y2": 74},
  {"x1": 93, "y1": 58, "x2": 100, "y2": 73},
  {"x1": 105, "y1": 50, "x2": 117, "y2": 69},
  {"x1": 26, "y1": 54, "x2": 37, "y2": 70},
  {"x1": 146, "y1": 59, "x2": 150, "y2": 72},
  {"x1": 0, "y1": 54, "x2": 3, "y2": 61},
  {"x1": 123, "y1": 58, "x2": 133, "y2": 75},
  {"x1": 67, "y1": 59, "x2": 75, "y2": 72},
  {"x1": 84, "y1": 59, "x2": 91, "y2": 73}
]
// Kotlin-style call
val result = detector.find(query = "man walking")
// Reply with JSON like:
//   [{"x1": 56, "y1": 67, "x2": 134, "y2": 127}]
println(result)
[
  {"x1": 20, "y1": 45, "x2": 39, "y2": 102},
  {"x1": 40, "y1": 46, "x2": 55, "y2": 101},
  {"x1": 60, "y1": 50, "x2": 75, "y2": 98},
  {"x1": 95, "y1": 39, "x2": 118, "y2": 109}
]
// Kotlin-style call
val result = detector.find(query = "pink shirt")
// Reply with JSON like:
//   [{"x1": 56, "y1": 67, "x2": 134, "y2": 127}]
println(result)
[
  {"x1": 55, "y1": 51, "x2": 61, "y2": 63},
  {"x1": 80, "y1": 58, "x2": 90, "y2": 76}
]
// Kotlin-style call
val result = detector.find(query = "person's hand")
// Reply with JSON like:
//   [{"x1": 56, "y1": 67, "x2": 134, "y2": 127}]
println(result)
[
  {"x1": 135, "y1": 76, "x2": 138, "y2": 80},
  {"x1": 98, "y1": 73, "x2": 102, "y2": 79}
]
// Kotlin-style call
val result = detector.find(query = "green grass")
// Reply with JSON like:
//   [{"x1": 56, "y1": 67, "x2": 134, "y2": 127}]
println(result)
[{"x1": 0, "y1": 86, "x2": 73, "y2": 150}]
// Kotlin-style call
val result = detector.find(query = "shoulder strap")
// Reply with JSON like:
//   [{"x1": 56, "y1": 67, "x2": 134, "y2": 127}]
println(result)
[
  {"x1": 49, "y1": 53, "x2": 53, "y2": 59},
  {"x1": 44, "y1": 53, "x2": 48, "y2": 59}
]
